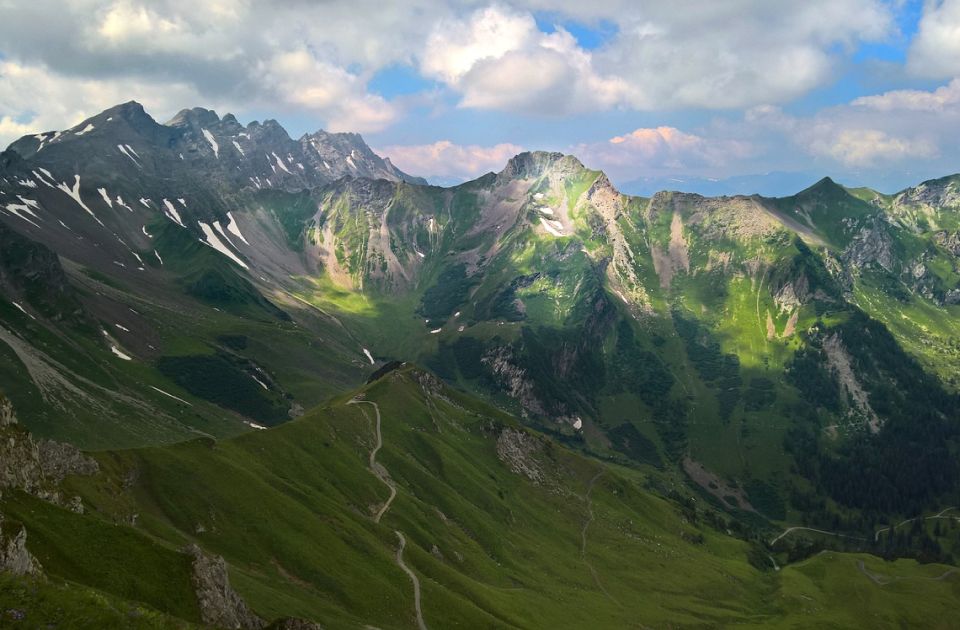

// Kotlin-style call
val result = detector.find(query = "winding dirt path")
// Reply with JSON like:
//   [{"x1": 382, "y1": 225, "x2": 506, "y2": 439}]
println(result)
[
  {"x1": 395, "y1": 531, "x2": 428, "y2": 630},
  {"x1": 874, "y1": 507, "x2": 960, "y2": 542},
  {"x1": 857, "y1": 560, "x2": 958, "y2": 585},
  {"x1": 580, "y1": 472, "x2": 618, "y2": 604},
  {"x1": 349, "y1": 398, "x2": 427, "y2": 628},
  {"x1": 769, "y1": 526, "x2": 865, "y2": 546},
  {"x1": 348, "y1": 399, "x2": 397, "y2": 523}
]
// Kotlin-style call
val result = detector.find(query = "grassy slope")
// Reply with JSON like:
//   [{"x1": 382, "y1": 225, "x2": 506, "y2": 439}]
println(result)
[{"x1": 1, "y1": 366, "x2": 949, "y2": 628}]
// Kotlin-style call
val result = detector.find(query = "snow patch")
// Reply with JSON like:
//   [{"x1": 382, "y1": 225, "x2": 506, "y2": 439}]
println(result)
[
  {"x1": 74, "y1": 123, "x2": 94, "y2": 136},
  {"x1": 154, "y1": 250, "x2": 163, "y2": 265},
  {"x1": 138, "y1": 198, "x2": 152, "y2": 208},
  {"x1": 226, "y1": 212, "x2": 249, "y2": 245},
  {"x1": 161, "y1": 199, "x2": 185, "y2": 227},
  {"x1": 142, "y1": 225, "x2": 152, "y2": 238},
  {"x1": 363, "y1": 348, "x2": 375, "y2": 364},
  {"x1": 272, "y1": 152, "x2": 291, "y2": 174},
  {"x1": 117, "y1": 144, "x2": 140, "y2": 167},
  {"x1": 430, "y1": 328, "x2": 442, "y2": 334},
  {"x1": 201, "y1": 128, "x2": 219, "y2": 158},
  {"x1": 11, "y1": 302, "x2": 36, "y2": 320},
  {"x1": 31, "y1": 170, "x2": 55, "y2": 188},
  {"x1": 213, "y1": 221, "x2": 237, "y2": 248},
  {"x1": 245, "y1": 421, "x2": 267, "y2": 430},
  {"x1": 232, "y1": 140, "x2": 245, "y2": 156},
  {"x1": 149, "y1": 385, "x2": 191, "y2": 405},
  {"x1": 114, "y1": 323, "x2": 130, "y2": 332},
  {"x1": 56, "y1": 175, "x2": 103, "y2": 225},
  {"x1": 110, "y1": 346, "x2": 132, "y2": 360},
  {"x1": 1, "y1": 202, "x2": 39, "y2": 226},
  {"x1": 97, "y1": 188, "x2": 113, "y2": 207},
  {"x1": 16, "y1": 196, "x2": 39, "y2": 211},
  {"x1": 539, "y1": 217, "x2": 564, "y2": 237},
  {"x1": 16, "y1": 178, "x2": 37, "y2": 189},
  {"x1": 198, "y1": 222, "x2": 248, "y2": 269}
]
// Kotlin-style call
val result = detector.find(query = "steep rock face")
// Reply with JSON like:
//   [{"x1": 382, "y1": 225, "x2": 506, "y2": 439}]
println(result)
[
  {"x1": 891, "y1": 176, "x2": 960, "y2": 226},
  {"x1": 0, "y1": 396, "x2": 98, "y2": 505},
  {"x1": 842, "y1": 222, "x2": 895, "y2": 272},
  {"x1": 0, "y1": 515, "x2": 41, "y2": 576},
  {"x1": 301, "y1": 130, "x2": 425, "y2": 184},
  {"x1": 185, "y1": 543, "x2": 265, "y2": 630},
  {"x1": 498, "y1": 151, "x2": 582, "y2": 182},
  {"x1": 0, "y1": 222, "x2": 89, "y2": 325},
  {"x1": 481, "y1": 347, "x2": 545, "y2": 417},
  {"x1": 585, "y1": 174, "x2": 651, "y2": 310}
]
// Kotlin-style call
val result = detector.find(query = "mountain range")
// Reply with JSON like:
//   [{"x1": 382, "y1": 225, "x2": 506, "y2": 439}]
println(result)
[{"x1": 1, "y1": 102, "x2": 959, "y2": 628}]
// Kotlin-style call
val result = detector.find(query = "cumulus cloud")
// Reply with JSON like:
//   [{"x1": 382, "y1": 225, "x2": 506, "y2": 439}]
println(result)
[
  {"x1": 571, "y1": 126, "x2": 756, "y2": 180},
  {"x1": 852, "y1": 78, "x2": 960, "y2": 112},
  {"x1": 378, "y1": 140, "x2": 524, "y2": 181},
  {"x1": 807, "y1": 129, "x2": 938, "y2": 167},
  {"x1": 419, "y1": 1, "x2": 894, "y2": 113},
  {"x1": 908, "y1": 0, "x2": 960, "y2": 78},
  {"x1": 0, "y1": 0, "x2": 427, "y2": 143},
  {"x1": 421, "y1": 5, "x2": 626, "y2": 114},
  {"x1": 0, "y1": 0, "x2": 902, "y2": 145},
  {"x1": 256, "y1": 49, "x2": 397, "y2": 133},
  {"x1": 601, "y1": 0, "x2": 892, "y2": 110}
]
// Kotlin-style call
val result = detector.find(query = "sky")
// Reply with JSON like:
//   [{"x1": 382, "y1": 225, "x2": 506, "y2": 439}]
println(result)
[{"x1": 1, "y1": 0, "x2": 959, "y2": 194}]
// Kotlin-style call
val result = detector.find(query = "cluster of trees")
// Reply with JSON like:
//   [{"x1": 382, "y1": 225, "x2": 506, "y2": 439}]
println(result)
[{"x1": 786, "y1": 312, "x2": 960, "y2": 518}]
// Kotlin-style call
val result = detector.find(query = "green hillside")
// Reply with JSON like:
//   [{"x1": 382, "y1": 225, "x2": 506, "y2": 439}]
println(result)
[{"x1": 2, "y1": 370, "x2": 957, "y2": 628}]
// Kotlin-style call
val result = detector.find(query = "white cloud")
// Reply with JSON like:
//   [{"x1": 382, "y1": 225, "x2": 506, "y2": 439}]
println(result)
[
  {"x1": 852, "y1": 78, "x2": 960, "y2": 112},
  {"x1": 807, "y1": 129, "x2": 938, "y2": 167},
  {"x1": 422, "y1": 5, "x2": 626, "y2": 114},
  {"x1": 422, "y1": 6, "x2": 535, "y2": 85},
  {"x1": 378, "y1": 140, "x2": 524, "y2": 180},
  {"x1": 600, "y1": 0, "x2": 892, "y2": 110},
  {"x1": 908, "y1": 0, "x2": 960, "y2": 78},
  {"x1": 419, "y1": 1, "x2": 894, "y2": 114},
  {"x1": 256, "y1": 49, "x2": 397, "y2": 133},
  {"x1": 573, "y1": 126, "x2": 755, "y2": 180}
]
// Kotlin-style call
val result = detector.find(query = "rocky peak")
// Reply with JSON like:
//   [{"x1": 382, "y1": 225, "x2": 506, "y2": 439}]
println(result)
[
  {"x1": 98, "y1": 100, "x2": 158, "y2": 128},
  {"x1": 500, "y1": 151, "x2": 584, "y2": 181},
  {"x1": 793, "y1": 176, "x2": 851, "y2": 204},
  {"x1": 166, "y1": 107, "x2": 222, "y2": 129}
]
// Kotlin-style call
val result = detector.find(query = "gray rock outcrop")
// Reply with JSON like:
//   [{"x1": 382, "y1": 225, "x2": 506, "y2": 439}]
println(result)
[{"x1": 184, "y1": 543, "x2": 265, "y2": 630}]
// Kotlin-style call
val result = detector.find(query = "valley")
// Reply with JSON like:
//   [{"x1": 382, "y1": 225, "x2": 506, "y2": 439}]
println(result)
[{"x1": 1, "y1": 102, "x2": 959, "y2": 627}]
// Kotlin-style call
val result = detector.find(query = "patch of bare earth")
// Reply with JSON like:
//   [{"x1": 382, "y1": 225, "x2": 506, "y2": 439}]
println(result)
[
  {"x1": 822, "y1": 333, "x2": 881, "y2": 433},
  {"x1": 683, "y1": 456, "x2": 755, "y2": 512}
]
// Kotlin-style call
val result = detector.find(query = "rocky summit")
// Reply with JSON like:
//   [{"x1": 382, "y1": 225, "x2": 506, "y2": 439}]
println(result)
[{"x1": 1, "y1": 102, "x2": 959, "y2": 628}]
